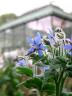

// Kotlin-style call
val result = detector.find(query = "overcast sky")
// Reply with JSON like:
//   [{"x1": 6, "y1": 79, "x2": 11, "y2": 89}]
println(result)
[{"x1": 0, "y1": 0, "x2": 72, "y2": 16}]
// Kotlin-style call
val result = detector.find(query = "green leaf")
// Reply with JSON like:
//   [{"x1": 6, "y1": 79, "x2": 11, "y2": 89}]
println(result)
[
  {"x1": 23, "y1": 78, "x2": 42, "y2": 90},
  {"x1": 49, "y1": 56, "x2": 68, "y2": 69},
  {"x1": 67, "y1": 71, "x2": 72, "y2": 77},
  {"x1": 16, "y1": 67, "x2": 33, "y2": 77},
  {"x1": 42, "y1": 83, "x2": 55, "y2": 95},
  {"x1": 66, "y1": 65, "x2": 72, "y2": 77}
]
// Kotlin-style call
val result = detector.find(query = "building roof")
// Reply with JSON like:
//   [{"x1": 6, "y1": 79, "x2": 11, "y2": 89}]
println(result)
[{"x1": 0, "y1": 4, "x2": 72, "y2": 31}]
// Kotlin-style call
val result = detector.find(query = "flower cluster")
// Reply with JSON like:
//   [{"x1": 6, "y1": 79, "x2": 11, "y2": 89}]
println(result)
[
  {"x1": 16, "y1": 27, "x2": 72, "y2": 67},
  {"x1": 26, "y1": 28, "x2": 71, "y2": 57},
  {"x1": 15, "y1": 27, "x2": 72, "y2": 96}
]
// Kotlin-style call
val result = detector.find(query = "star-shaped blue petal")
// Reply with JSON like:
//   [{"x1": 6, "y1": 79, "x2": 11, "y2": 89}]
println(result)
[
  {"x1": 48, "y1": 33, "x2": 55, "y2": 46},
  {"x1": 27, "y1": 47, "x2": 35, "y2": 55},
  {"x1": 63, "y1": 44, "x2": 72, "y2": 50}
]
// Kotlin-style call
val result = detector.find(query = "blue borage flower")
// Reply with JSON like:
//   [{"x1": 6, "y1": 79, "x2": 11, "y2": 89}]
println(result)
[
  {"x1": 48, "y1": 32, "x2": 56, "y2": 46},
  {"x1": 64, "y1": 44, "x2": 72, "y2": 50},
  {"x1": 63, "y1": 38, "x2": 72, "y2": 56},
  {"x1": 16, "y1": 57, "x2": 26, "y2": 67},
  {"x1": 26, "y1": 33, "x2": 46, "y2": 57}
]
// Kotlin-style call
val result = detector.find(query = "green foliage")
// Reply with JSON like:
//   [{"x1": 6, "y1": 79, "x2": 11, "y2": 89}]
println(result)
[
  {"x1": 23, "y1": 77, "x2": 55, "y2": 95},
  {"x1": 49, "y1": 56, "x2": 68, "y2": 69},
  {"x1": 62, "y1": 92, "x2": 72, "y2": 96},
  {"x1": 15, "y1": 32, "x2": 72, "y2": 96},
  {"x1": 16, "y1": 49, "x2": 72, "y2": 96},
  {"x1": 0, "y1": 58, "x2": 24, "y2": 96},
  {"x1": 24, "y1": 78, "x2": 42, "y2": 90},
  {"x1": 16, "y1": 67, "x2": 33, "y2": 77},
  {"x1": 42, "y1": 83, "x2": 55, "y2": 95},
  {"x1": 66, "y1": 65, "x2": 72, "y2": 77}
]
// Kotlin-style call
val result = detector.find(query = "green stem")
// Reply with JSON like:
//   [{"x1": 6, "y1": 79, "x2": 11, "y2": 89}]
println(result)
[
  {"x1": 55, "y1": 68, "x2": 66, "y2": 96},
  {"x1": 53, "y1": 75, "x2": 60, "y2": 96},
  {"x1": 59, "y1": 75, "x2": 67, "y2": 96},
  {"x1": 40, "y1": 91, "x2": 43, "y2": 96},
  {"x1": 56, "y1": 83, "x2": 60, "y2": 96},
  {"x1": 58, "y1": 69, "x2": 65, "y2": 84}
]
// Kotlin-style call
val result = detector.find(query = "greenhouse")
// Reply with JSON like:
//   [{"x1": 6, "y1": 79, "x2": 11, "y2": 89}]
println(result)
[{"x1": 0, "y1": 4, "x2": 72, "y2": 52}]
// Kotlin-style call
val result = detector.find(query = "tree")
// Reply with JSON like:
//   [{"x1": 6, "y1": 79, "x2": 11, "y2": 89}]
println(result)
[{"x1": 0, "y1": 13, "x2": 17, "y2": 26}]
